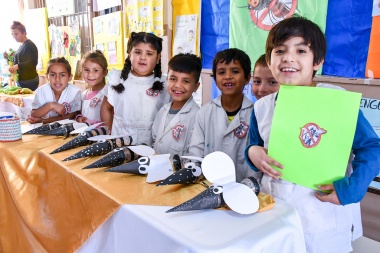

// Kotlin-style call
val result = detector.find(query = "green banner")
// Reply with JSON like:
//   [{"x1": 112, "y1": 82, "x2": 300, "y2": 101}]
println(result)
[
  {"x1": 229, "y1": 0, "x2": 328, "y2": 71},
  {"x1": 268, "y1": 85, "x2": 361, "y2": 190}
]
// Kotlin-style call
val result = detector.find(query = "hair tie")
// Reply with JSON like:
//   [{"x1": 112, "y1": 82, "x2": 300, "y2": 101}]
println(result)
[{"x1": 154, "y1": 77, "x2": 160, "y2": 82}]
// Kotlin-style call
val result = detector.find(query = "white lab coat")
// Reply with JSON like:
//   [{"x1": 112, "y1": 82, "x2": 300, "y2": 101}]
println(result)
[
  {"x1": 254, "y1": 83, "x2": 362, "y2": 253},
  {"x1": 152, "y1": 96, "x2": 200, "y2": 156},
  {"x1": 81, "y1": 88, "x2": 105, "y2": 124},
  {"x1": 188, "y1": 95, "x2": 255, "y2": 182},
  {"x1": 105, "y1": 69, "x2": 170, "y2": 145},
  {"x1": 32, "y1": 83, "x2": 81, "y2": 118}
]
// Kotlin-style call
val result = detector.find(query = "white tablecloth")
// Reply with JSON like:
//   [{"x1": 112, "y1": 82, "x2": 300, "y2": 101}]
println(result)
[{"x1": 77, "y1": 198, "x2": 306, "y2": 253}]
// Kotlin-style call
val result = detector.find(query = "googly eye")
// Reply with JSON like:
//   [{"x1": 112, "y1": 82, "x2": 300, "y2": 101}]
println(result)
[
  {"x1": 211, "y1": 185, "x2": 223, "y2": 194},
  {"x1": 138, "y1": 157, "x2": 149, "y2": 165},
  {"x1": 80, "y1": 132, "x2": 86, "y2": 136},
  {"x1": 138, "y1": 165, "x2": 148, "y2": 174},
  {"x1": 191, "y1": 166, "x2": 202, "y2": 177},
  {"x1": 98, "y1": 139, "x2": 106, "y2": 143},
  {"x1": 113, "y1": 148, "x2": 123, "y2": 152},
  {"x1": 185, "y1": 162, "x2": 195, "y2": 169}
]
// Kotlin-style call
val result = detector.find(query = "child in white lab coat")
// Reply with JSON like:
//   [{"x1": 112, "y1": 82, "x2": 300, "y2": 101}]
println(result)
[
  {"x1": 188, "y1": 48, "x2": 255, "y2": 182},
  {"x1": 101, "y1": 32, "x2": 170, "y2": 145},
  {"x1": 76, "y1": 50, "x2": 108, "y2": 125},
  {"x1": 27, "y1": 57, "x2": 81, "y2": 124},
  {"x1": 152, "y1": 53, "x2": 201, "y2": 155}
]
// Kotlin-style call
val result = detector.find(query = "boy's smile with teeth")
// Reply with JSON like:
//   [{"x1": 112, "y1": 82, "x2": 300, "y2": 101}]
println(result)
[{"x1": 281, "y1": 67, "x2": 297, "y2": 72}]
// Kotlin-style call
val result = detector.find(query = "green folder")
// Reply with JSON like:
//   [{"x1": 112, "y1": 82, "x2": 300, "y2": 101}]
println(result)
[{"x1": 268, "y1": 85, "x2": 361, "y2": 190}]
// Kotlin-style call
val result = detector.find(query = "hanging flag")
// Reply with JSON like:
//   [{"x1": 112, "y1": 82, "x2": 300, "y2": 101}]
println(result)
[
  {"x1": 365, "y1": 16, "x2": 380, "y2": 78},
  {"x1": 229, "y1": 0, "x2": 328, "y2": 71},
  {"x1": 323, "y1": 0, "x2": 372, "y2": 78},
  {"x1": 200, "y1": 0, "x2": 230, "y2": 69}
]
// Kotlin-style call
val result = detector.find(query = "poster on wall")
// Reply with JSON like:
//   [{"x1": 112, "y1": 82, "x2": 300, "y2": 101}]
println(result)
[
  {"x1": 124, "y1": 0, "x2": 164, "y2": 37},
  {"x1": 93, "y1": 0, "x2": 121, "y2": 11},
  {"x1": 48, "y1": 21, "x2": 81, "y2": 77},
  {"x1": 45, "y1": 0, "x2": 75, "y2": 18},
  {"x1": 172, "y1": 0, "x2": 201, "y2": 56},
  {"x1": 93, "y1": 11, "x2": 124, "y2": 70},
  {"x1": 360, "y1": 97, "x2": 380, "y2": 138},
  {"x1": 173, "y1": 14, "x2": 198, "y2": 55},
  {"x1": 24, "y1": 8, "x2": 50, "y2": 75}
]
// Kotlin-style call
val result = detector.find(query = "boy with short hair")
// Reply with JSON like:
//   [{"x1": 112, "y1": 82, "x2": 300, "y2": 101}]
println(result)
[
  {"x1": 245, "y1": 16, "x2": 380, "y2": 252},
  {"x1": 188, "y1": 48, "x2": 255, "y2": 182},
  {"x1": 251, "y1": 54, "x2": 279, "y2": 100},
  {"x1": 152, "y1": 53, "x2": 201, "y2": 155}
]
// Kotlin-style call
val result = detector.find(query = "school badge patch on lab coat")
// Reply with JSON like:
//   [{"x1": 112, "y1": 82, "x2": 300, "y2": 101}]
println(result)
[
  {"x1": 62, "y1": 102, "x2": 71, "y2": 114},
  {"x1": 172, "y1": 124, "x2": 185, "y2": 140},
  {"x1": 146, "y1": 88, "x2": 159, "y2": 97},
  {"x1": 234, "y1": 122, "x2": 248, "y2": 138},
  {"x1": 90, "y1": 97, "x2": 101, "y2": 107},
  {"x1": 299, "y1": 123, "x2": 327, "y2": 148}
]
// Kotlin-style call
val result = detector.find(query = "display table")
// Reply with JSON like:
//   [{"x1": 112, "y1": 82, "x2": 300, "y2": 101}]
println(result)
[
  {"x1": 77, "y1": 200, "x2": 306, "y2": 253},
  {"x1": 0, "y1": 93, "x2": 34, "y2": 107},
  {"x1": 0, "y1": 134, "x2": 306, "y2": 253}
]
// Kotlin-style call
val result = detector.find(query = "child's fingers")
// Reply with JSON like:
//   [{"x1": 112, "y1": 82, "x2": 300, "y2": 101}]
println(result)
[{"x1": 259, "y1": 160, "x2": 282, "y2": 180}]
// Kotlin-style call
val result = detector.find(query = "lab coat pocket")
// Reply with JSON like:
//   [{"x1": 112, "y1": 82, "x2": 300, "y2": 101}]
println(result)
[
  {"x1": 299, "y1": 196, "x2": 338, "y2": 233},
  {"x1": 169, "y1": 143, "x2": 186, "y2": 156}
]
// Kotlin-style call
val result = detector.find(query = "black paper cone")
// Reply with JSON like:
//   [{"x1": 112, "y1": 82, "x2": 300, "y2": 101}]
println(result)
[
  {"x1": 50, "y1": 127, "x2": 108, "y2": 154},
  {"x1": 83, "y1": 146, "x2": 138, "y2": 169},
  {"x1": 157, "y1": 168, "x2": 198, "y2": 186},
  {"x1": 39, "y1": 123, "x2": 75, "y2": 137},
  {"x1": 240, "y1": 177, "x2": 260, "y2": 196},
  {"x1": 104, "y1": 159, "x2": 141, "y2": 174},
  {"x1": 23, "y1": 122, "x2": 61, "y2": 135},
  {"x1": 62, "y1": 136, "x2": 132, "y2": 161},
  {"x1": 166, "y1": 187, "x2": 222, "y2": 213}
]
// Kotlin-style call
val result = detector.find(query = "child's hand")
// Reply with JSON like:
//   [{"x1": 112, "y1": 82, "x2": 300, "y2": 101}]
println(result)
[
  {"x1": 26, "y1": 116, "x2": 43, "y2": 124},
  {"x1": 76, "y1": 116, "x2": 88, "y2": 123},
  {"x1": 51, "y1": 103, "x2": 66, "y2": 116},
  {"x1": 314, "y1": 184, "x2": 341, "y2": 205},
  {"x1": 248, "y1": 146, "x2": 283, "y2": 180}
]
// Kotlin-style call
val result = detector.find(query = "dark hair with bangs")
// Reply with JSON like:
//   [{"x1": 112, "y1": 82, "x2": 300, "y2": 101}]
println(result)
[
  {"x1": 212, "y1": 48, "x2": 251, "y2": 81},
  {"x1": 254, "y1": 54, "x2": 268, "y2": 71},
  {"x1": 265, "y1": 16, "x2": 326, "y2": 77},
  {"x1": 80, "y1": 50, "x2": 108, "y2": 83},
  {"x1": 46, "y1": 57, "x2": 71, "y2": 76},
  {"x1": 112, "y1": 32, "x2": 163, "y2": 94},
  {"x1": 168, "y1": 53, "x2": 202, "y2": 82}
]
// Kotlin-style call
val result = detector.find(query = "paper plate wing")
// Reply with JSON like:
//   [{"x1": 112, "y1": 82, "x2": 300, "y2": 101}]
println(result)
[
  {"x1": 146, "y1": 154, "x2": 172, "y2": 183},
  {"x1": 223, "y1": 183, "x2": 259, "y2": 214},
  {"x1": 128, "y1": 145, "x2": 155, "y2": 156},
  {"x1": 70, "y1": 122, "x2": 103, "y2": 134},
  {"x1": 201, "y1": 151, "x2": 235, "y2": 185},
  {"x1": 87, "y1": 134, "x2": 125, "y2": 142}
]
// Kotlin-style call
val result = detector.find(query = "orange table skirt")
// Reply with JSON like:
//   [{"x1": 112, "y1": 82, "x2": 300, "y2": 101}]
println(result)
[{"x1": 0, "y1": 135, "x2": 206, "y2": 253}]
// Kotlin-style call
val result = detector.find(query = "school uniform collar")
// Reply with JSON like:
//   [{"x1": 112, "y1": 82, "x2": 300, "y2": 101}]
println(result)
[
  {"x1": 212, "y1": 95, "x2": 253, "y2": 110},
  {"x1": 162, "y1": 95, "x2": 196, "y2": 115}
]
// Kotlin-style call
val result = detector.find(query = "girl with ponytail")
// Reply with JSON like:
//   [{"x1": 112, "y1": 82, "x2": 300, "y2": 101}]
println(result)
[{"x1": 100, "y1": 32, "x2": 170, "y2": 146}]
